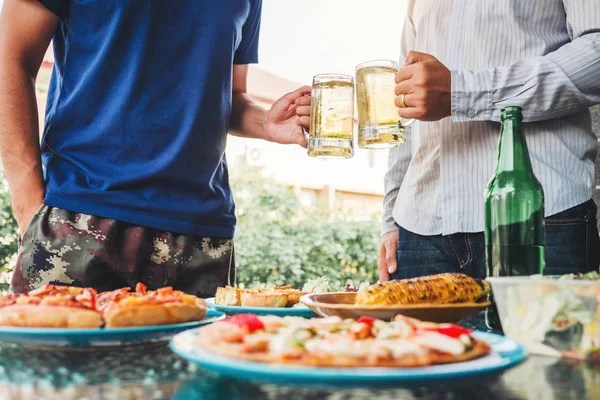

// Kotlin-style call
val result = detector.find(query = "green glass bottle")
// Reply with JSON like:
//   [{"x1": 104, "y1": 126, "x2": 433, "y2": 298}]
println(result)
[{"x1": 484, "y1": 106, "x2": 545, "y2": 331}]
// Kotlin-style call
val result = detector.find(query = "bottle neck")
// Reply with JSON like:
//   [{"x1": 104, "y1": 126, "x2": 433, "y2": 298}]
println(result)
[{"x1": 495, "y1": 118, "x2": 533, "y2": 173}]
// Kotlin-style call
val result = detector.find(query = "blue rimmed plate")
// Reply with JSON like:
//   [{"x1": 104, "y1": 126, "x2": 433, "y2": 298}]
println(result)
[
  {"x1": 206, "y1": 298, "x2": 316, "y2": 318},
  {"x1": 0, "y1": 310, "x2": 225, "y2": 348},
  {"x1": 170, "y1": 331, "x2": 526, "y2": 387}
]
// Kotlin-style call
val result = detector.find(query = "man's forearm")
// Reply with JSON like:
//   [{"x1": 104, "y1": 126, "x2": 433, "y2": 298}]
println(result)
[
  {"x1": 229, "y1": 92, "x2": 270, "y2": 140},
  {"x1": 0, "y1": 59, "x2": 46, "y2": 222},
  {"x1": 452, "y1": 31, "x2": 600, "y2": 123}
]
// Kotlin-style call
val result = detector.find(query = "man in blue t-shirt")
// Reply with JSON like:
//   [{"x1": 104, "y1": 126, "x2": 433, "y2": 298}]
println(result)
[{"x1": 0, "y1": 0, "x2": 311, "y2": 296}]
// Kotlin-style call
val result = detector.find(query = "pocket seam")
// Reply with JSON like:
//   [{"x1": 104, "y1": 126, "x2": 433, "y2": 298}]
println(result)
[
  {"x1": 447, "y1": 237, "x2": 466, "y2": 266},
  {"x1": 585, "y1": 208, "x2": 590, "y2": 268}
]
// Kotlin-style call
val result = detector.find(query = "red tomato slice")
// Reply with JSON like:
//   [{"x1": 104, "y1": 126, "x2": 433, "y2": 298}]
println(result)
[
  {"x1": 225, "y1": 314, "x2": 265, "y2": 332},
  {"x1": 423, "y1": 325, "x2": 473, "y2": 338},
  {"x1": 135, "y1": 282, "x2": 148, "y2": 294},
  {"x1": 357, "y1": 316, "x2": 377, "y2": 325}
]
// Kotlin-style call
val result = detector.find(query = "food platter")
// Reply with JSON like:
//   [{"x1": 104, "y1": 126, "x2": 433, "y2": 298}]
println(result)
[
  {"x1": 170, "y1": 329, "x2": 526, "y2": 386},
  {"x1": 206, "y1": 298, "x2": 316, "y2": 318},
  {"x1": 0, "y1": 310, "x2": 225, "y2": 348},
  {"x1": 300, "y1": 292, "x2": 490, "y2": 323}
]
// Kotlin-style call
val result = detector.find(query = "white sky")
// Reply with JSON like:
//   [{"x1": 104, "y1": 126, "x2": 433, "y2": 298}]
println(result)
[
  {"x1": 258, "y1": 0, "x2": 408, "y2": 84},
  {"x1": 0, "y1": 0, "x2": 407, "y2": 86}
]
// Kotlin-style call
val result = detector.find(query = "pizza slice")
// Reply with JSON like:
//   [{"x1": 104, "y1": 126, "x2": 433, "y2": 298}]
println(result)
[
  {"x1": 0, "y1": 284, "x2": 102, "y2": 328},
  {"x1": 197, "y1": 314, "x2": 490, "y2": 367},
  {"x1": 98, "y1": 283, "x2": 207, "y2": 328}
]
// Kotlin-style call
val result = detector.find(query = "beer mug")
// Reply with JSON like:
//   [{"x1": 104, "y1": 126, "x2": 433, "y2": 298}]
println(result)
[
  {"x1": 356, "y1": 60, "x2": 414, "y2": 149},
  {"x1": 305, "y1": 73, "x2": 355, "y2": 159}
]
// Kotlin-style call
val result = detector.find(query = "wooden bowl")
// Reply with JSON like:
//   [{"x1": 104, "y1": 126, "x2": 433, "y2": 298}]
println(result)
[{"x1": 300, "y1": 292, "x2": 490, "y2": 323}]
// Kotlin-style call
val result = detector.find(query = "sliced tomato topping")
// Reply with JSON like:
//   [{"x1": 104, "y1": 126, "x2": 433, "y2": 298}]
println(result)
[
  {"x1": 422, "y1": 325, "x2": 473, "y2": 338},
  {"x1": 156, "y1": 287, "x2": 176, "y2": 296},
  {"x1": 0, "y1": 294, "x2": 19, "y2": 307},
  {"x1": 225, "y1": 314, "x2": 265, "y2": 332},
  {"x1": 135, "y1": 282, "x2": 148, "y2": 294},
  {"x1": 88, "y1": 293, "x2": 96, "y2": 310},
  {"x1": 97, "y1": 284, "x2": 202, "y2": 309},
  {"x1": 3, "y1": 285, "x2": 98, "y2": 310},
  {"x1": 357, "y1": 316, "x2": 377, "y2": 325}
]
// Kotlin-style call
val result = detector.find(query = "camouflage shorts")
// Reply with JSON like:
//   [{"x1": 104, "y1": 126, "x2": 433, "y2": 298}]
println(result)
[{"x1": 10, "y1": 205, "x2": 235, "y2": 297}]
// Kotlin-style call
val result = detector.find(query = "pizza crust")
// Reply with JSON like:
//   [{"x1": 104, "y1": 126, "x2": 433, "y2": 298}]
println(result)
[
  {"x1": 0, "y1": 305, "x2": 103, "y2": 329},
  {"x1": 103, "y1": 302, "x2": 207, "y2": 328}
]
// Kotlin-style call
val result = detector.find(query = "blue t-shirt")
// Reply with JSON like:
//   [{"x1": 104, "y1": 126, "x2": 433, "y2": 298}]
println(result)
[{"x1": 37, "y1": 0, "x2": 262, "y2": 237}]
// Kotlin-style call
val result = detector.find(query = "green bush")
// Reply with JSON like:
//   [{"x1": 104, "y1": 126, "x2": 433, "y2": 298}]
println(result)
[
  {"x1": 0, "y1": 176, "x2": 18, "y2": 292},
  {"x1": 0, "y1": 170, "x2": 381, "y2": 292},
  {"x1": 232, "y1": 170, "x2": 380, "y2": 290}
]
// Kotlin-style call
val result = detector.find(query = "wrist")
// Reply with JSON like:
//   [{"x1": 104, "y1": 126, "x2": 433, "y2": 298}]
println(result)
[
  {"x1": 381, "y1": 219, "x2": 399, "y2": 237},
  {"x1": 11, "y1": 189, "x2": 44, "y2": 220},
  {"x1": 381, "y1": 228, "x2": 399, "y2": 239},
  {"x1": 262, "y1": 111, "x2": 278, "y2": 143}
]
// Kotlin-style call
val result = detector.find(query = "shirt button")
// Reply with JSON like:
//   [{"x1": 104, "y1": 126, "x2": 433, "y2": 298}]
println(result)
[{"x1": 467, "y1": 108, "x2": 477, "y2": 118}]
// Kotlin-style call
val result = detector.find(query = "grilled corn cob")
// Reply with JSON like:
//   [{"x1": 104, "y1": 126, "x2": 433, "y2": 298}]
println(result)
[{"x1": 354, "y1": 273, "x2": 490, "y2": 306}]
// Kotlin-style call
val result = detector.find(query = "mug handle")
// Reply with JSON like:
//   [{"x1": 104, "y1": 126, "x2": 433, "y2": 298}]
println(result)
[
  {"x1": 301, "y1": 92, "x2": 312, "y2": 141},
  {"x1": 398, "y1": 118, "x2": 415, "y2": 129},
  {"x1": 396, "y1": 63, "x2": 415, "y2": 130}
]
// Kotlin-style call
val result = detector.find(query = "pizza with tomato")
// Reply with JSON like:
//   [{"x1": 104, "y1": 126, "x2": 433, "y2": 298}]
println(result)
[
  {"x1": 0, "y1": 283, "x2": 207, "y2": 329},
  {"x1": 97, "y1": 283, "x2": 207, "y2": 328},
  {"x1": 0, "y1": 285, "x2": 102, "y2": 328},
  {"x1": 197, "y1": 314, "x2": 490, "y2": 367}
]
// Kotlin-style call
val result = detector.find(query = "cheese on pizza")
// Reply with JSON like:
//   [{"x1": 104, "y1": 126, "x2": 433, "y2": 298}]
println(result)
[
  {"x1": 198, "y1": 314, "x2": 490, "y2": 367},
  {"x1": 0, "y1": 285, "x2": 102, "y2": 328},
  {"x1": 0, "y1": 283, "x2": 207, "y2": 329},
  {"x1": 98, "y1": 283, "x2": 207, "y2": 328}
]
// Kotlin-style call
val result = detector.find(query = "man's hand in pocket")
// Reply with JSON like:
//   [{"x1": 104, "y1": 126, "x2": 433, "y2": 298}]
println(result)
[{"x1": 15, "y1": 200, "x2": 43, "y2": 239}]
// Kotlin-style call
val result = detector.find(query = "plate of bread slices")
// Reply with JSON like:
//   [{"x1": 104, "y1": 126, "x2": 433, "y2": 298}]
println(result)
[{"x1": 207, "y1": 278, "x2": 338, "y2": 317}]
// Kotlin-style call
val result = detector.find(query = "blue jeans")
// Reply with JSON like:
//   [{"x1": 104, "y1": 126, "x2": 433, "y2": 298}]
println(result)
[{"x1": 391, "y1": 199, "x2": 600, "y2": 280}]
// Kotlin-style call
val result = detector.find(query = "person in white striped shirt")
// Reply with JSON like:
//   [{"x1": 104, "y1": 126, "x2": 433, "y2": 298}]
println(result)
[{"x1": 379, "y1": 0, "x2": 600, "y2": 282}]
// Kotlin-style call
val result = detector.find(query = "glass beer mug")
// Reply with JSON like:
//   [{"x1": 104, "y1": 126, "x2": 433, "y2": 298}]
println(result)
[
  {"x1": 305, "y1": 73, "x2": 355, "y2": 159},
  {"x1": 355, "y1": 60, "x2": 414, "y2": 149}
]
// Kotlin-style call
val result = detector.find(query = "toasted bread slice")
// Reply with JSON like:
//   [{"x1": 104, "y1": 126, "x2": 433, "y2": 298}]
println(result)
[
  {"x1": 272, "y1": 289, "x2": 305, "y2": 307},
  {"x1": 272, "y1": 285, "x2": 293, "y2": 291},
  {"x1": 251, "y1": 286, "x2": 304, "y2": 306},
  {"x1": 240, "y1": 291, "x2": 288, "y2": 308},
  {"x1": 215, "y1": 286, "x2": 241, "y2": 306}
]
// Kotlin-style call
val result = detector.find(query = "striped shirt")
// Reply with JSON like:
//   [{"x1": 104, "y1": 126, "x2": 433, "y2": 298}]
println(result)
[{"x1": 383, "y1": 0, "x2": 600, "y2": 236}]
